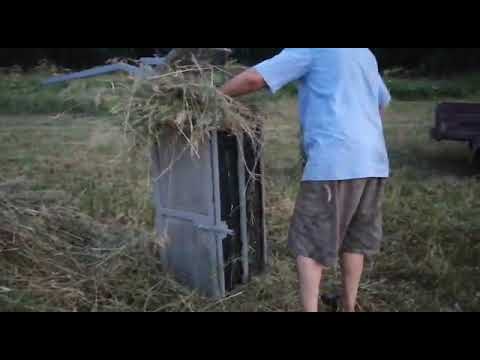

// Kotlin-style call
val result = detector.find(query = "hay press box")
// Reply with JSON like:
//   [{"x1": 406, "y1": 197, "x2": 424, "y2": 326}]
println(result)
[
  {"x1": 41, "y1": 49, "x2": 268, "y2": 298},
  {"x1": 151, "y1": 128, "x2": 268, "y2": 299}
]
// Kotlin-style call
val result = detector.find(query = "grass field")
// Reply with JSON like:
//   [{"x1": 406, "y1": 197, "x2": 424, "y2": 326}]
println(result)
[{"x1": 1, "y1": 69, "x2": 480, "y2": 312}]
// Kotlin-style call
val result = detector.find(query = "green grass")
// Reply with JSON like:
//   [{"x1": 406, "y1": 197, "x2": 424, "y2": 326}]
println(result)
[
  {"x1": 386, "y1": 72, "x2": 480, "y2": 101},
  {"x1": 0, "y1": 115, "x2": 154, "y2": 228},
  {"x1": 374, "y1": 102, "x2": 480, "y2": 311},
  {"x1": 0, "y1": 70, "x2": 125, "y2": 115},
  {"x1": 1, "y1": 70, "x2": 480, "y2": 312}
]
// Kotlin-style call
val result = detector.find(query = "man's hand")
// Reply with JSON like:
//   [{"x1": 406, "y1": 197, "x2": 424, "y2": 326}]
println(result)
[{"x1": 220, "y1": 68, "x2": 267, "y2": 98}]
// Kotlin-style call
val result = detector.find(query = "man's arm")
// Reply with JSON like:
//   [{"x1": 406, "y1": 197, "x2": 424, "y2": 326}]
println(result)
[
  {"x1": 221, "y1": 48, "x2": 312, "y2": 98},
  {"x1": 220, "y1": 68, "x2": 266, "y2": 97}
]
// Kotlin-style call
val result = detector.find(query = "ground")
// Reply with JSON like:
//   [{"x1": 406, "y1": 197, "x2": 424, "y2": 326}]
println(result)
[{"x1": 1, "y1": 70, "x2": 480, "y2": 312}]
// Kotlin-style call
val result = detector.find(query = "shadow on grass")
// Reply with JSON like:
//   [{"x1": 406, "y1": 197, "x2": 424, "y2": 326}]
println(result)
[{"x1": 390, "y1": 142, "x2": 480, "y2": 179}]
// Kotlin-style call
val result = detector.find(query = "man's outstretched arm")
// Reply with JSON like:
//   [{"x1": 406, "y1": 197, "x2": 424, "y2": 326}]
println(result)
[
  {"x1": 220, "y1": 68, "x2": 267, "y2": 97},
  {"x1": 221, "y1": 49, "x2": 312, "y2": 98}
]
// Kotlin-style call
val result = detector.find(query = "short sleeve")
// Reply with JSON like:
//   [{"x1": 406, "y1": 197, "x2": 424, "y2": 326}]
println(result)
[
  {"x1": 254, "y1": 48, "x2": 313, "y2": 94},
  {"x1": 378, "y1": 75, "x2": 392, "y2": 108}
]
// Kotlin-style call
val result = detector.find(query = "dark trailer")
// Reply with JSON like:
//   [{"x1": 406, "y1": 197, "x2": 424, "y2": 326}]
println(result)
[{"x1": 431, "y1": 102, "x2": 480, "y2": 165}]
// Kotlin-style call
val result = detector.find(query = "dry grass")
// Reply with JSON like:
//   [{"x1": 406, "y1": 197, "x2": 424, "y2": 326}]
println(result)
[{"x1": 0, "y1": 179, "x2": 195, "y2": 312}]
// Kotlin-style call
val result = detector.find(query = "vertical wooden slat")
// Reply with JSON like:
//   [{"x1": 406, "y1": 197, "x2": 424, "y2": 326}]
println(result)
[
  {"x1": 211, "y1": 132, "x2": 226, "y2": 298},
  {"x1": 237, "y1": 133, "x2": 249, "y2": 284}
]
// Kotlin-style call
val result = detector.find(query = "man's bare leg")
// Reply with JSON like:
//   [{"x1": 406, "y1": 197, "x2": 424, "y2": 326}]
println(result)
[
  {"x1": 297, "y1": 256, "x2": 324, "y2": 312},
  {"x1": 341, "y1": 253, "x2": 364, "y2": 312}
]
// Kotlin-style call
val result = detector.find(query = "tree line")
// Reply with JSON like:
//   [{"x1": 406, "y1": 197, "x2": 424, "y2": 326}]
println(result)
[{"x1": 1, "y1": 48, "x2": 479, "y2": 75}]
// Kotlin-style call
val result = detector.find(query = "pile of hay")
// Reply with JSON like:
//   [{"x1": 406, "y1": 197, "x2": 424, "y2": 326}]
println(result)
[
  {"x1": 0, "y1": 178, "x2": 201, "y2": 312},
  {"x1": 115, "y1": 49, "x2": 266, "y2": 162}
]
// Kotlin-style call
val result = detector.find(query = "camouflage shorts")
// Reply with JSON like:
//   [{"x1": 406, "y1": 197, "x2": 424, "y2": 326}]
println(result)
[{"x1": 288, "y1": 178, "x2": 386, "y2": 267}]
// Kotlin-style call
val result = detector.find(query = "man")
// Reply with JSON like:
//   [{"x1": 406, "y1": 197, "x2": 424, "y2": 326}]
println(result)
[{"x1": 221, "y1": 48, "x2": 391, "y2": 312}]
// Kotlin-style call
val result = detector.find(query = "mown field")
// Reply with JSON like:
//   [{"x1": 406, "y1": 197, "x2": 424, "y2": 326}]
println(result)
[{"x1": 1, "y1": 67, "x2": 480, "y2": 312}]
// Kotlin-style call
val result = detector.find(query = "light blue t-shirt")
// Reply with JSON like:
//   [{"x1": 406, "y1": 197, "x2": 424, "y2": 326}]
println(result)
[{"x1": 255, "y1": 48, "x2": 391, "y2": 182}]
